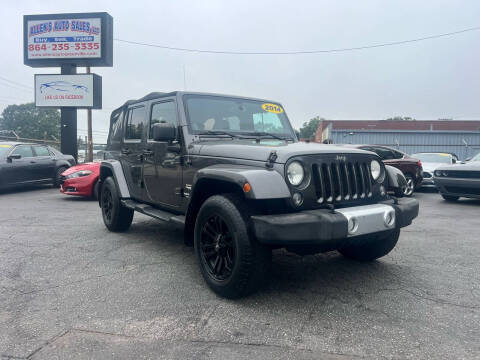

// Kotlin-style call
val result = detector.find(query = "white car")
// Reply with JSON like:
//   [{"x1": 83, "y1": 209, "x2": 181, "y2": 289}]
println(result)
[{"x1": 411, "y1": 152, "x2": 458, "y2": 187}]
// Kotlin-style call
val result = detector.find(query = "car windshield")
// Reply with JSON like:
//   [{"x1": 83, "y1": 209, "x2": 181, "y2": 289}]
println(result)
[
  {"x1": 411, "y1": 153, "x2": 452, "y2": 163},
  {"x1": 184, "y1": 95, "x2": 295, "y2": 139},
  {"x1": 0, "y1": 144, "x2": 12, "y2": 157}
]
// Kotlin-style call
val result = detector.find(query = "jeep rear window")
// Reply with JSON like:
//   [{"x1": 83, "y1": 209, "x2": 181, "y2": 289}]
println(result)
[{"x1": 184, "y1": 95, "x2": 295, "y2": 137}]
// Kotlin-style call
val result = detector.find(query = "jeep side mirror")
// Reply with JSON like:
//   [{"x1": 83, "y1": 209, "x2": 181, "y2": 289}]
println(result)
[
  {"x1": 152, "y1": 122, "x2": 176, "y2": 142},
  {"x1": 452, "y1": 158, "x2": 456, "y2": 164},
  {"x1": 7, "y1": 154, "x2": 21, "y2": 162}
]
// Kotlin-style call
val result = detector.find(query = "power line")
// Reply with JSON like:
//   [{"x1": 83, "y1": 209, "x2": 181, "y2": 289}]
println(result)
[
  {"x1": 114, "y1": 26, "x2": 480, "y2": 55},
  {"x1": 0, "y1": 80, "x2": 34, "y2": 94},
  {"x1": 0, "y1": 76, "x2": 33, "y2": 90}
]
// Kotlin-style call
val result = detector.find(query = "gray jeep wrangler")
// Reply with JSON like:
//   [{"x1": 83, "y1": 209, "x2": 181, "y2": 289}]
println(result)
[{"x1": 99, "y1": 91, "x2": 419, "y2": 298}]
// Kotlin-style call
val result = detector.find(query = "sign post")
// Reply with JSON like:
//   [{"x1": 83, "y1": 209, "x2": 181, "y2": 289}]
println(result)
[{"x1": 23, "y1": 12, "x2": 112, "y2": 161}]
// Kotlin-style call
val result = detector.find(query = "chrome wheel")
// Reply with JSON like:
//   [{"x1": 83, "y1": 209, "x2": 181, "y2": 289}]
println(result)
[{"x1": 403, "y1": 175, "x2": 415, "y2": 196}]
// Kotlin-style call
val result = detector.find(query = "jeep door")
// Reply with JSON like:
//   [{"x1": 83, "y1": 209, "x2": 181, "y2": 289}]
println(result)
[
  {"x1": 120, "y1": 105, "x2": 147, "y2": 200},
  {"x1": 143, "y1": 98, "x2": 183, "y2": 208}
]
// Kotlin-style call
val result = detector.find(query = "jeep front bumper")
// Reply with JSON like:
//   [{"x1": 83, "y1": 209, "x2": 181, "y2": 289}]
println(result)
[{"x1": 251, "y1": 198, "x2": 419, "y2": 247}]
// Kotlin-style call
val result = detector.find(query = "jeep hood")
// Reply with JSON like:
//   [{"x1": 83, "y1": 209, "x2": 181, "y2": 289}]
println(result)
[{"x1": 191, "y1": 140, "x2": 372, "y2": 163}]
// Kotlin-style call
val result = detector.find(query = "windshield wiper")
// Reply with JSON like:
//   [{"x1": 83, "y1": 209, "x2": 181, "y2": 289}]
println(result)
[
  {"x1": 244, "y1": 131, "x2": 294, "y2": 141},
  {"x1": 197, "y1": 130, "x2": 240, "y2": 139}
]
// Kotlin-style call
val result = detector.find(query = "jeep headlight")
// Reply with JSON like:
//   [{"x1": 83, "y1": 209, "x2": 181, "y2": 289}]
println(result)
[
  {"x1": 370, "y1": 160, "x2": 382, "y2": 181},
  {"x1": 287, "y1": 161, "x2": 304, "y2": 186}
]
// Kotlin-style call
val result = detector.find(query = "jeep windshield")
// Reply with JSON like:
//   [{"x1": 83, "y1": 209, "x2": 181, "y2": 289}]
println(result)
[{"x1": 184, "y1": 95, "x2": 296, "y2": 141}]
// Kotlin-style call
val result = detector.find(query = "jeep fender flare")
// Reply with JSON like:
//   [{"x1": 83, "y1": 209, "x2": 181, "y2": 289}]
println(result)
[
  {"x1": 191, "y1": 164, "x2": 291, "y2": 200},
  {"x1": 385, "y1": 165, "x2": 407, "y2": 197},
  {"x1": 99, "y1": 160, "x2": 130, "y2": 199}
]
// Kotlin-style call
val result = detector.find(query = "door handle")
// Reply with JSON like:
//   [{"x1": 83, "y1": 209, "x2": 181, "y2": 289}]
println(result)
[
  {"x1": 30, "y1": 161, "x2": 36, "y2": 164},
  {"x1": 143, "y1": 150, "x2": 154, "y2": 156},
  {"x1": 121, "y1": 148, "x2": 131, "y2": 155}
]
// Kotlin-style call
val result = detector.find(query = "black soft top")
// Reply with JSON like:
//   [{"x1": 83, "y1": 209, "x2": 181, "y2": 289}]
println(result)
[{"x1": 111, "y1": 92, "x2": 177, "y2": 115}]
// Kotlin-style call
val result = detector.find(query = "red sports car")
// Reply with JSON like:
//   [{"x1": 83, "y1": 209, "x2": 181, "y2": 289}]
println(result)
[{"x1": 60, "y1": 162, "x2": 100, "y2": 199}]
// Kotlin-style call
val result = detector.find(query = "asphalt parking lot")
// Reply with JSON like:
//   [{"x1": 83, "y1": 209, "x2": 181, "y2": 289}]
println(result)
[{"x1": 1, "y1": 187, "x2": 479, "y2": 359}]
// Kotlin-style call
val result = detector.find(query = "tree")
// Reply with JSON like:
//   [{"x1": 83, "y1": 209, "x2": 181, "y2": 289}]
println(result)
[
  {"x1": 0, "y1": 102, "x2": 60, "y2": 140},
  {"x1": 299, "y1": 116, "x2": 325, "y2": 139}
]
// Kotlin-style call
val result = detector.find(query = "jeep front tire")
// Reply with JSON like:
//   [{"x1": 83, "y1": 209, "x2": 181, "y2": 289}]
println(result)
[
  {"x1": 339, "y1": 228, "x2": 400, "y2": 261},
  {"x1": 101, "y1": 177, "x2": 134, "y2": 232},
  {"x1": 194, "y1": 194, "x2": 272, "y2": 299}
]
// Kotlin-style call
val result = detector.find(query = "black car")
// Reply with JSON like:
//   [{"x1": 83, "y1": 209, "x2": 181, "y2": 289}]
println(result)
[
  {"x1": 98, "y1": 91, "x2": 419, "y2": 298},
  {"x1": 0, "y1": 142, "x2": 75, "y2": 190}
]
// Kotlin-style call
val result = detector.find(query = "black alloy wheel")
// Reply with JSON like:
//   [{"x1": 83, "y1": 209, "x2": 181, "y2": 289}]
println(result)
[
  {"x1": 54, "y1": 166, "x2": 67, "y2": 188},
  {"x1": 102, "y1": 186, "x2": 114, "y2": 223},
  {"x1": 100, "y1": 177, "x2": 134, "y2": 232},
  {"x1": 200, "y1": 214, "x2": 235, "y2": 281},
  {"x1": 194, "y1": 194, "x2": 272, "y2": 299}
]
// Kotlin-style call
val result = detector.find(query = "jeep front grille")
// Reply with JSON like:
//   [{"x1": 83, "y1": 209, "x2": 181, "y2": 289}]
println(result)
[{"x1": 312, "y1": 161, "x2": 373, "y2": 204}]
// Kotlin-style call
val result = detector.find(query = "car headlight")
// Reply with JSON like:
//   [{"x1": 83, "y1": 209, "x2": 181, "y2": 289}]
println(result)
[
  {"x1": 66, "y1": 170, "x2": 93, "y2": 179},
  {"x1": 434, "y1": 170, "x2": 441, "y2": 177},
  {"x1": 370, "y1": 159, "x2": 382, "y2": 181},
  {"x1": 287, "y1": 161, "x2": 305, "y2": 186}
]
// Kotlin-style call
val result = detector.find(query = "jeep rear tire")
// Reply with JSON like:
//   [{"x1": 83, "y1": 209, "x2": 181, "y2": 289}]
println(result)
[
  {"x1": 194, "y1": 194, "x2": 272, "y2": 299},
  {"x1": 339, "y1": 228, "x2": 400, "y2": 261},
  {"x1": 101, "y1": 177, "x2": 134, "y2": 232}
]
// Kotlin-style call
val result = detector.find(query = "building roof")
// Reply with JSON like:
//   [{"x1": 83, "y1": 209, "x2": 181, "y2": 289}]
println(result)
[{"x1": 320, "y1": 120, "x2": 480, "y2": 132}]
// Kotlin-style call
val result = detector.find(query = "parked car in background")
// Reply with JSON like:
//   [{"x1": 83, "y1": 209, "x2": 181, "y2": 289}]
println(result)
[
  {"x1": 434, "y1": 152, "x2": 480, "y2": 201},
  {"x1": 410, "y1": 152, "x2": 458, "y2": 187},
  {"x1": 60, "y1": 162, "x2": 100, "y2": 199},
  {"x1": 0, "y1": 142, "x2": 75, "y2": 190},
  {"x1": 345, "y1": 145, "x2": 423, "y2": 196}
]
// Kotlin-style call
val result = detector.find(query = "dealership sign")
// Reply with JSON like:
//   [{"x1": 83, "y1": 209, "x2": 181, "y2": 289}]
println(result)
[
  {"x1": 34, "y1": 74, "x2": 102, "y2": 109},
  {"x1": 24, "y1": 13, "x2": 113, "y2": 67}
]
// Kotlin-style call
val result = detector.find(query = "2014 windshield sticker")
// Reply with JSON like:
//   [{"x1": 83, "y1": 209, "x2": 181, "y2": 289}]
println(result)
[{"x1": 262, "y1": 103, "x2": 283, "y2": 114}]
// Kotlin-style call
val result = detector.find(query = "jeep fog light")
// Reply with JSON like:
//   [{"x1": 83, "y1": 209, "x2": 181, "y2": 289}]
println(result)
[
  {"x1": 384, "y1": 209, "x2": 395, "y2": 227},
  {"x1": 347, "y1": 217, "x2": 358, "y2": 234},
  {"x1": 292, "y1": 192, "x2": 303, "y2": 207},
  {"x1": 287, "y1": 161, "x2": 304, "y2": 186}
]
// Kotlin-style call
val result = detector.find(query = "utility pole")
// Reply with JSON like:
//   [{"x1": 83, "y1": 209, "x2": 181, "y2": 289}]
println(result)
[{"x1": 86, "y1": 66, "x2": 93, "y2": 162}]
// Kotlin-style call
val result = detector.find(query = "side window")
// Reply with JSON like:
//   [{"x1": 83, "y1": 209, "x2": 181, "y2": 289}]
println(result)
[
  {"x1": 33, "y1": 145, "x2": 50, "y2": 157},
  {"x1": 11, "y1": 145, "x2": 34, "y2": 158},
  {"x1": 371, "y1": 147, "x2": 395, "y2": 160},
  {"x1": 109, "y1": 111, "x2": 124, "y2": 144},
  {"x1": 391, "y1": 150, "x2": 404, "y2": 159},
  {"x1": 149, "y1": 101, "x2": 177, "y2": 139},
  {"x1": 125, "y1": 106, "x2": 146, "y2": 140}
]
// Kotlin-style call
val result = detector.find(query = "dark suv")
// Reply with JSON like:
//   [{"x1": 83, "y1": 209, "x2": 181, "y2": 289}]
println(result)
[
  {"x1": 99, "y1": 92, "x2": 419, "y2": 298},
  {"x1": 346, "y1": 145, "x2": 423, "y2": 196}
]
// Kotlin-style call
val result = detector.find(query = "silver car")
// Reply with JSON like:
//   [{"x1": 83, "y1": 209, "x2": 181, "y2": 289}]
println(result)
[
  {"x1": 433, "y1": 152, "x2": 480, "y2": 201},
  {"x1": 411, "y1": 152, "x2": 458, "y2": 187}
]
